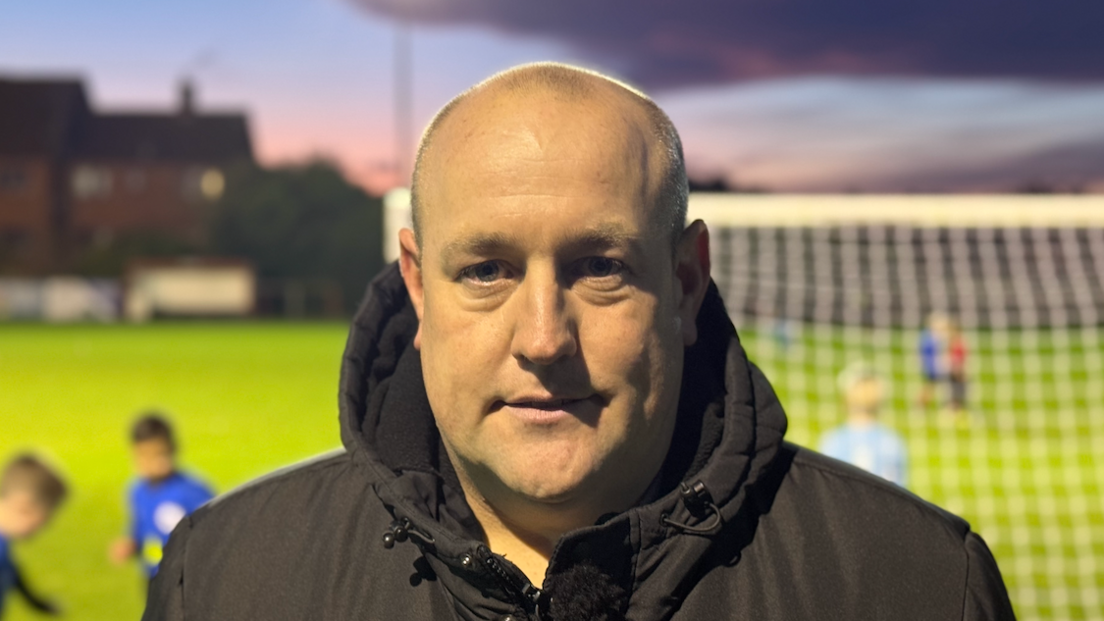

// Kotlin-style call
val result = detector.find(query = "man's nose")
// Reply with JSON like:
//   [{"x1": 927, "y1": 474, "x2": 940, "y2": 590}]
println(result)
[{"x1": 511, "y1": 272, "x2": 577, "y2": 366}]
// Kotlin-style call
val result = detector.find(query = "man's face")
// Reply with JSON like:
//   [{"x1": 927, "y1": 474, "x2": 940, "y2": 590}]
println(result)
[
  {"x1": 0, "y1": 489, "x2": 53, "y2": 540},
  {"x1": 134, "y1": 438, "x2": 175, "y2": 482},
  {"x1": 402, "y1": 91, "x2": 706, "y2": 521}
]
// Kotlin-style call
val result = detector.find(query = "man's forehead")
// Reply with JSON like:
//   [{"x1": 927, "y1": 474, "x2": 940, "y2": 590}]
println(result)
[
  {"x1": 420, "y1": 95, "x2": 662, "y2": 230},
  {"x1": 439, "y1": 222, "x2": 646, "y2": 262}
]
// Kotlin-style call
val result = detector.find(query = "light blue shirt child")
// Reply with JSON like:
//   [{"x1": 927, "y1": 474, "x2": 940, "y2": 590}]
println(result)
[{"x1": 820, "y1": 423, "x2": 908, "y2": 487}]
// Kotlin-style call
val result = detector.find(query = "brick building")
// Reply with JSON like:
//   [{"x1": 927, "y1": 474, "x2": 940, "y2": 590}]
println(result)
[{"x1": 0, "y1": 76, "x2": 252, "y2": 274}]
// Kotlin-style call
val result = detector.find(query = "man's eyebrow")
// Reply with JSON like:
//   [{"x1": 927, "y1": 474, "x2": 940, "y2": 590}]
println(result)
[
  {"x1": 440, "y1": 232, "x2": 521, "y2": 265},
  {"x1": 562, "y1": 224, "x2": 643, "y2": 254},
  {"x1": 438, "y1": 224, "x2": 644, "y2": 265}
]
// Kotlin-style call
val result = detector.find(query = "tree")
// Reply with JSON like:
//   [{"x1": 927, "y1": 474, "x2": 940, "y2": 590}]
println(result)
[{"x1": 209, "y1": 161, "x2": 384, "y2": 315}]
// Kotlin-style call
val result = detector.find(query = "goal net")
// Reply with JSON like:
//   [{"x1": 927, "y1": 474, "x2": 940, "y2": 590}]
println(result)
[{"x1": 691, "y1": 194, "x2": 1104, "y2": 621}]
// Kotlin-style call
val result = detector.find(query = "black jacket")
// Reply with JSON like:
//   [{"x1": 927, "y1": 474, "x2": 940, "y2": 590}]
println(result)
[{"x1": 143, "y1": 265, "x2": 1016, "y2": 620}]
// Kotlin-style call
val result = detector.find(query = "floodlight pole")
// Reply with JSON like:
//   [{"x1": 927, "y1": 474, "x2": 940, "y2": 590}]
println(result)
[{"x1": 394, "y1": 23, "x2": 413, "y2": 188}]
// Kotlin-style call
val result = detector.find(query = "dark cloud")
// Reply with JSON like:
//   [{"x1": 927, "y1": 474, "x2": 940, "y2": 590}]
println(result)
[
  {"x1": 884, "y1": 138, "x2": 1104, "y2": 192},
  {"x1": 349, "y1": 0, "x2": 1104, "y2": 89}
]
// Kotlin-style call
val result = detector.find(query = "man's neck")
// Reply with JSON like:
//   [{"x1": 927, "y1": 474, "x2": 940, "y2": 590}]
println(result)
[
  {"x1": 457, "y1": 470, "x2": 609, "y2": 588},
  {"x1": 467, "y1": 495, "x2": 556, "y2": 587},
  {"x1": 458, "y1": 472, "x2": 661, "y2": 587}
]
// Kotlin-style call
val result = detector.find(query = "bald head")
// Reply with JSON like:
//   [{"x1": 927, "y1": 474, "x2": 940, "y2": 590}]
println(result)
[{"x1": 410, "y1": 63, "x2": 688, "y2": 250}]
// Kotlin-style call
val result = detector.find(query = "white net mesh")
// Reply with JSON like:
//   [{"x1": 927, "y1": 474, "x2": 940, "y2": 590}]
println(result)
[{"x1": 698, "y1": 196, "x2": 1104, "y2": 621}]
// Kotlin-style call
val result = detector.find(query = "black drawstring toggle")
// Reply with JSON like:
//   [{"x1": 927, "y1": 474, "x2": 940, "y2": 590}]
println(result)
[
  {"x1": 381, "y1": 519, "x2": 409, "y2": 549},
  {"x1": 381, "y1": 516, "x2": 436, "y2": 550},
  {"x1": 661, "y1": 480, "x2": 724, "y2": 535},
  {"x1": 681, "y1": 480, "x2": 710, "y2": 507}
]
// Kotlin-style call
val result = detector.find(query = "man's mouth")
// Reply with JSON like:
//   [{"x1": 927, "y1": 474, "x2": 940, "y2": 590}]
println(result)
[
  {"x1": 507, "y1": 398, "x2": 581, "y2": 410},
  {"x1": 493, "y1": 395, "x2": 599, "y2": 424}
]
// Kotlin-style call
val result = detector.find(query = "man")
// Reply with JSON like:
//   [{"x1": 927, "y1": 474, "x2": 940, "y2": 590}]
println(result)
[{"x1": 145, "y1": 63, "x2": 1015, "y2": 620}]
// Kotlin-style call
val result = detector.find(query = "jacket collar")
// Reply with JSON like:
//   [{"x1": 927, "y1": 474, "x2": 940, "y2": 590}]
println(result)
[{"x1": 338, "y1": 264, "x2": 789, "y2": 619}]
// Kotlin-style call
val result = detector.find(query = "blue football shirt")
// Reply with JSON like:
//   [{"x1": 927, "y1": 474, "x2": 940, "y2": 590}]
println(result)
[
  {"x1": 920, "y1": 329, "x2": 943, "y2": 380},
  {"x1": 820, "y1": 423, "x2": 908, "y2": 487},
  {"x1": 0, "y1": 533, "x2": 15, "y2": 616},
  {"x1": 129, "y1": 471, "x2": 213, "y2": 577}
]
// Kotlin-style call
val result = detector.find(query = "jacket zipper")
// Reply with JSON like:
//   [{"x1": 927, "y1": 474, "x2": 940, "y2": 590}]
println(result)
[
  {"x1": 474, "y1": 544, "x2": 547, "y2": 616},
  {"x1": 383, "y1": 519, "x2": 547, "y2": 617}
]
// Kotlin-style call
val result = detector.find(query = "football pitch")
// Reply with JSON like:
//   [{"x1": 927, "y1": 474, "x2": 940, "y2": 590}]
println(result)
[
  {"x1": 1, "y1": 323, "x2": 348, "y2": 621},
  {"x1": 2, "y1": 322, "x2": 1102, "y2": 620}
]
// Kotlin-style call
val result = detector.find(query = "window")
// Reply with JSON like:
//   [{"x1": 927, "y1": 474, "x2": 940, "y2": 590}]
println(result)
[
  {"x1": 201, "y1": 168, "x2": 225, "y2": 200},
  {"x1": 72, "y1": 166, "x2": 113, "y2": 199},
  {"x1": 182, "y1": 167, "x2": 224, "y2": 201}
]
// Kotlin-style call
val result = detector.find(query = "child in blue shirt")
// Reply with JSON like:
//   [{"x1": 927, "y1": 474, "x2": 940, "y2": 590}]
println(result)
[
  {"x1": 0, "y1": 454, "x2": 66, "y2": 618},
  {"x1": 820, "y1": 362, "x2": 908, "y2": 487},
  {"x1": 918, "y1": 312, "x2": 949, "y2": 408},
  {"x1": 109, "y1": 414, "x2": 213, "y2": 581}
]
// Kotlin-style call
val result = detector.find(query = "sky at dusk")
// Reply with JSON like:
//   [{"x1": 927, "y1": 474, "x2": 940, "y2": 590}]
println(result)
[{"x1": 3, "y1": 0, "x2": 1103, "y2": 193}]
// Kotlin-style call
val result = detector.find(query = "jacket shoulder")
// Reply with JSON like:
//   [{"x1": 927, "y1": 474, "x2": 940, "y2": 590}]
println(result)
[
  {"x1": 687, "y1": 446, "x2": 1014, "y2": 619},
  {"x1": 146, "y1": 449, "x2": 433, "y2": 620},
  {"x1": 790, "y1": 437, "x2": 962, "y2": 530},
  {"x1": 191, "y1": 448, "x2": 359, "y2": 526},
  {"x1": 784, "y1": 441, "x2": 969, "y2": 538},
  {"x1": 688, "y1": 442, "x2": 1015, "y2": 620}
]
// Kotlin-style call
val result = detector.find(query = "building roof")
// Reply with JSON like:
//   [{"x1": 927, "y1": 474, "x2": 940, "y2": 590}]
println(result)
[
  {"x1": 0, "y1": 78, "x2": 89, "y2": 157},
  {"x1": 0, "y1": 76, "x2": 252, "y2": 163},
  {"x1": 80, "y1": 113, "x2": 252, "y2": 162}
]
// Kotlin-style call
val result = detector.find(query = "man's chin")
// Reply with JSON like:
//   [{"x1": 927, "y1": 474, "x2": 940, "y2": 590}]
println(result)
[
  {"x1": 455, "y1": 443, "x2": 608, "y2": 508},
  {"x1": 496, "y1": 464, "x2": 601, "y2": 507},
  {"x1": 513, "y1": 483, "x2": 582, "y2": 506}
]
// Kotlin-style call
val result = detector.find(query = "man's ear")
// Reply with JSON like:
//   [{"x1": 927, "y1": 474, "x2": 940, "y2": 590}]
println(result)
[
  {"x1": 674, "y1": 220, "x2": 711, "y2": 347},
  {"x1": 398, "y1": 228, "x2": 426, "y2": 350}
]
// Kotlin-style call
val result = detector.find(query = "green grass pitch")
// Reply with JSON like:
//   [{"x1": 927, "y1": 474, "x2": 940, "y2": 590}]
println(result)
[
  {"x1": 1, "y1": 323, "x2": 348, "y2": 620},
  {"x1": 1, "y1": 322, "x2": 1102, "y2": 620}
]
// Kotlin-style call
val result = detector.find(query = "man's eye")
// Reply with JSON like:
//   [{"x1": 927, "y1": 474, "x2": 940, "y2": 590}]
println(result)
[
  {"x1": 460, "y1": 261, "x2": 507, "y2": 283},
  {"x1": 580, "y1": 257, "x2": 624, "y2": 278}
]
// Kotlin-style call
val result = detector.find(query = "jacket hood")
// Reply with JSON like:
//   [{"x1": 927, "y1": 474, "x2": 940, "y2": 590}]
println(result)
[{"x1": 338, "y1": 264, "x2": 789, "y2": 620}]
